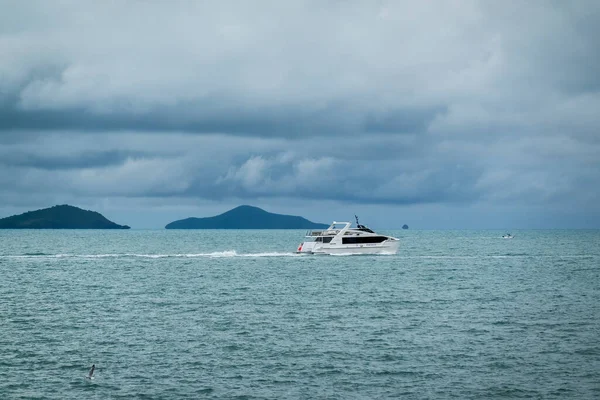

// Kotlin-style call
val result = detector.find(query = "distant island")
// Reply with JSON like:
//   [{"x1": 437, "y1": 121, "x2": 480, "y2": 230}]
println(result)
[
  {"x1": 165, "y1": 205, "x2": 328, "y2": 229},
  {"x1": 0, "y1": 205, "x2": 130, "y2": 229},
  {"x1": 402, "y1": 224, "x2": 409, "y2": 229}
]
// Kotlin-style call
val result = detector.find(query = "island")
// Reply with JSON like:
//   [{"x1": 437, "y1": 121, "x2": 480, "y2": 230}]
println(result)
[
  {"x1": 402, "y1": 224, "x2": 409, "y2": 230},
  {"x1": 165, "y1": 205, "x2": 328, "y2": 229},
  {"x1": 0, "y1": 205, "x2": 130, "y2": 229}
]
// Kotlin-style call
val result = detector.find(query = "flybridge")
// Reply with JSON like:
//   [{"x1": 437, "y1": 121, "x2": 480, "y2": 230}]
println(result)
[{"x1": 305, "y1": 221, "x2": 351, "y2": 237}]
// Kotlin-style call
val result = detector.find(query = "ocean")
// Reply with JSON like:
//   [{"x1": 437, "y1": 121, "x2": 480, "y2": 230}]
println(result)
[{"x1": 0, "y1": 229, "x2": 598, "y2": 399}]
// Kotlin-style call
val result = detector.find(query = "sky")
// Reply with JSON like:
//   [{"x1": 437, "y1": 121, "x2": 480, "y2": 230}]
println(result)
[{"x1": 1, "y1": 0, "x2": 599, "y2": 229}]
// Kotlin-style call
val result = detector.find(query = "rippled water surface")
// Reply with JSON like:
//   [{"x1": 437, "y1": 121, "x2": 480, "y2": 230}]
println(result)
[{"x1": 1, "y1": 229, "x2": 599, "y2": 399}]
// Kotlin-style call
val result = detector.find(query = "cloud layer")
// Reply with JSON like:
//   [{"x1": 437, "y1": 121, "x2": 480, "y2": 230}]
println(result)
[{"x1": 1, "y1": 1, "x2": 599, "y2": 227}]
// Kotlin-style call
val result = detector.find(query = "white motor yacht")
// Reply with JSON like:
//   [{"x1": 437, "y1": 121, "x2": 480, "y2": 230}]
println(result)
[{"x1": 296, "y1": 216, "x2": 399, "y2": 255}]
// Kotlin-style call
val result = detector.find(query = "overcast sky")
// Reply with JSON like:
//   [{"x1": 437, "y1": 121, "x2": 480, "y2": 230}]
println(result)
[{"x1": 1, "y1": 0, "x2": 599, "y2": 229}]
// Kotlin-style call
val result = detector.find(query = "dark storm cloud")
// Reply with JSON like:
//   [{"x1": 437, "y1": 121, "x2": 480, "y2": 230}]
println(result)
[
  {"x1": 0, "y1": 100, "x2": 416, "y2": 137},
  {"x1": 364, "y1": 107, "x2": 445, "y2": 134},
  {"x1": 0, "y1": 0, "x2": 599, "y2": 227},
  {"x1": 0, "y1": 76, "x2": 440, "y2": 137},
  {"x1": 0, "y1": 148, "x2": 151, "y2": 170},
  {"x1": 1, "y1": 1, "x2": 598, "y2": 141}
]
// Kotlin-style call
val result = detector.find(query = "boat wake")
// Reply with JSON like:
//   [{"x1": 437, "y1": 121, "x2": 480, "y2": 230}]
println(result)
[{"x1": 2, "y1": 251, "x2": 302, "y2": 259}]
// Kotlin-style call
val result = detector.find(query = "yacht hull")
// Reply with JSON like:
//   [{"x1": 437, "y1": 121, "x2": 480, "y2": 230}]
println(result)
[{"x1": 298, "y1": 240, "x2": 399, "y2": 255}]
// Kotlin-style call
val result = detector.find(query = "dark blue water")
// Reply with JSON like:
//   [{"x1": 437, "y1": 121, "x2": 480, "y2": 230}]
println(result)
[{"x1": 1, "y1": 230, "x2": 599, "y2": 399}]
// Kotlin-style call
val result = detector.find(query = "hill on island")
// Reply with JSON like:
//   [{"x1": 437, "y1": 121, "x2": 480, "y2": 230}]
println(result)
[
  {"x1": 165, "y1": 205, "x2": 328, "y2": 229},
  {"x1": 0, "y1": 205, "x2": 130, "y2": 229}
]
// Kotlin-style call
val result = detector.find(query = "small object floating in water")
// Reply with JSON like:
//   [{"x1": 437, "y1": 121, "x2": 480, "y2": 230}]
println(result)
[
  {"x1": 85, "y1": 364, "x2": 95, "y2": 380},
  {"x1": 502, "y1": 233, "x2": 514, "y2": 239}
]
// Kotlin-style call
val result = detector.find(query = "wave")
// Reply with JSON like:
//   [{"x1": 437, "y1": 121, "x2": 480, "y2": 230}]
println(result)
[
  {"x1": 1, "y1": 252, "x2": 596, "y2": 260},
  {"x1": 394, "y1": 254, "x2": 596, "y2": 259},
  {"x1": 328, "y1": 252, "x2": 397, "y2": 256},
  {"x1": 1, "y1": 251, "x2": 302, "y2": 259}
]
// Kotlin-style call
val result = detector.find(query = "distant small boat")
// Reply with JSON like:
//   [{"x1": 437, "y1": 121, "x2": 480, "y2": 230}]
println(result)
[{"x1": 502, "y1": 233, "x2": 514, "y2": 239}]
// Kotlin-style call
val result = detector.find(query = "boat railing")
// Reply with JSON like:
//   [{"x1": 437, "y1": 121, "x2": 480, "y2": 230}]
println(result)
[{"x1": 305, "y1": 229, "x2": 341, "y2": 237}]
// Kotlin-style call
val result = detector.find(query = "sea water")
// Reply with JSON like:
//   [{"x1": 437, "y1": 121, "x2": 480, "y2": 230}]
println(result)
[{"x1": 0, "y1": 229, "x2": 598, "y2": 399}]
